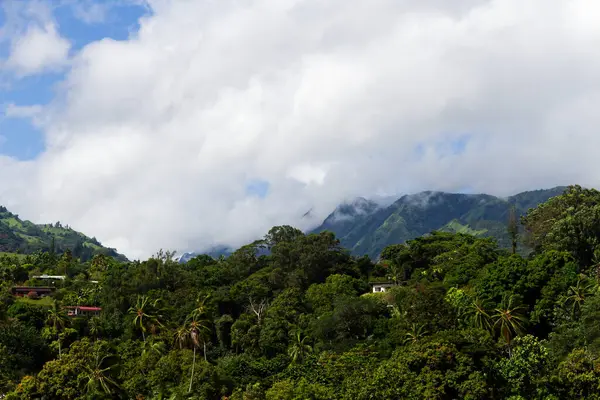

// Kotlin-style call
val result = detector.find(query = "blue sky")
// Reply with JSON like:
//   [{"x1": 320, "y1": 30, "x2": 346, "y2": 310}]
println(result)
[
  {"x1": 245, "y1": 179, "x2": 270, "y2": 198},
  {"x1": 0, "y1": 1, "x2": 148, "y2": 160}
]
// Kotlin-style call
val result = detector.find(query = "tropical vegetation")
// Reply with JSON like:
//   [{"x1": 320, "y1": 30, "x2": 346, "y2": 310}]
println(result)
[{"x1": 1, "y1": 185, "x2": 600, "y2": 398}]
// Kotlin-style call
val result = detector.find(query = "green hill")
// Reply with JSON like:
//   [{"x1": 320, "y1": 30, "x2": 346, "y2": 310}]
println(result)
[
  {"x1": 312, "y1": 187, "x2": 567, "y2": 259},
  {"x1": 0, "y1": 205, "x2": 127, "y2": 261}
]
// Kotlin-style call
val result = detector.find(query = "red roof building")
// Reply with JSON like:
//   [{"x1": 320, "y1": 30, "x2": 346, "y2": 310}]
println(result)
[
  {"x1": 65, "y1": 306, "x2": 102, "y2": 317},
  {"x1": 11, "y1": 286, "x2": 55, "y2": 297}
]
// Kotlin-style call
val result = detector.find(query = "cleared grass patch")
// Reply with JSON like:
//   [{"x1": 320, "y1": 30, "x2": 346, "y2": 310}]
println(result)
[{"x1": 15, "y1": 296, "x2": 54, "y2": 307}]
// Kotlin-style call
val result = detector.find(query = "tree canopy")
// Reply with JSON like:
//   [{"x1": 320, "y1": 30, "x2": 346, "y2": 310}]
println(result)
[{"x1": 2, "y1": 186, "x2": 600, "y2": 398}]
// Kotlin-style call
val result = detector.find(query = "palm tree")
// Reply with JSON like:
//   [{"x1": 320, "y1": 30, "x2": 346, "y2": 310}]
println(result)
[
  {"x1": 175, "y1": 314, "x2": 211, "y2": 394},
  {"x1": 174, "y1": 325, "x2": 190, "y2": 350},
  {"x1": 83, "y1": 351, "x2": 119, "y2": 395},
  {"x1": 89, "y1": 316, "x2": 102, "y2": 341},
  {"x1": 189, "y1": 294, "x2": 212, "y2": 359},
  {"x1": 287, "y1": 331, "x2": 313, "y2": 364},
  {"x1": 563, "y1": 275, "x2": 595, "y2": 317},
  {"x1": 128, "y1": 295, "x2": 162, "y2": 342},
  {"x1": 507, "y1": 206, "x2": 519, "y2": 255},
  {"x1": 469, "y1": 298, "x2": 493, "y2": 333},
  {"x1": 191, "y1": 294, "x2": 211, "y2": 319},
  {"x1": 187, "y1": 315, "x2": 211, "y2": 393},
  {"x1": 403, "y1": 323, "x2": 428, "y2": 345},
  {"x1": 46, "y1": 301, "x2": 69, "y2": 358},
  {"x1": 493, "y1": 294, "x2": 528, "y2": 347},
  {"x1": 386, "y1": 262, "x2": 403, "y2": 285}
]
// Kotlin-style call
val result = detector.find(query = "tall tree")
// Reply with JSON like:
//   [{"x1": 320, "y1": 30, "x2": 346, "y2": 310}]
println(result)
[
  {"x1": 264, "y1": 225, "x2": 304, "y2": 248},
  {"x1": 470, "y1": 298, "x2": 493, "y2": 333},
  {"x1": 247, "y1": 297, "x2": 269, "y2": 326},
  {"x1": 83, "y1": 351, "x2": 119, "y2": 396},
  {"x1": 45, "y1": 301, "x2": 69, "y2": 358},
  {"x1": 507, "y1": 206, "x2": 519, "y2": 255},
  {"x1": 493, "y1": 294, "x2": 528, "y2": 349},
  {"x1": 563, "y1": 275, "x2": 596, "y2": 318},
  {"x1": 88, "y1": 316, "x2": 102, "y2": 341},
  {"x1": 128, "y1": 295, "x2": 161, "y2": 342},
  {"x1": 57, "y1": 250, "x2": 74, "y2": 276},
  {"x1": 521, "y1": 185, "x2": 600, "y2": 266},
  {"x1": 288, "y1": 331, "x2": 312, "y2": 364},
  {"x1": 191, "y1": 294, "x2": 211, "y2": 320},
  {"x1": 178, "y1": 314, "x2": 211, "y2": 393}
]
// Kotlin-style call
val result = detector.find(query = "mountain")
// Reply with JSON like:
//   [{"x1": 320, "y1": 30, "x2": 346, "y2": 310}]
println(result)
[
  {"x1": 312, "y1": 187, "x2": 567, "y2": 259},
  {"x1": 175, "y1": 252, "x2": 199, "y2": 263},
  {"x1": 175, "y1": 245, "x2": 236, "y2": 263},
  {"x1": 0, "y1": 206, "x2": 127, "y2": 261},
  {"x1": 176, "y1": 243, "x2": 275, "y2": 263}
]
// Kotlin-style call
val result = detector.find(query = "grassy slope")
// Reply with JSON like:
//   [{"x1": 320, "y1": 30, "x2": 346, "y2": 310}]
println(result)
[
  {"x1": 440, "y1": 219, "x2": 488, "y2": 236},
  {"x1": 0, "y1": 207, "x2": 127, "y2": 261}
]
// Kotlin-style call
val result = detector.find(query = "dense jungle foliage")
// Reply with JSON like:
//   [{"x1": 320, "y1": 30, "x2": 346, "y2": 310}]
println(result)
[{"x1": 3, "y1": 185, "x2": 600, "y2": 399}]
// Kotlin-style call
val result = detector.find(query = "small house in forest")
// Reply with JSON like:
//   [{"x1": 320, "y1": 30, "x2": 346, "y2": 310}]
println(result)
[
  {"x1": 371, "y1": 283, "x2": 395, "y2": 293},
  {"x1": 65, "y1": 306, "x2": 102, "y2": 317}
]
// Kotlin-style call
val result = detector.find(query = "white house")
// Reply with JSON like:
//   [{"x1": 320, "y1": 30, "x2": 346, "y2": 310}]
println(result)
[
  {"x1": 65, "y1": 306, "x2": 102, "y2": 317},
  {"x1": 371, "y1": 283, "x2": 395, "y2": 293}
]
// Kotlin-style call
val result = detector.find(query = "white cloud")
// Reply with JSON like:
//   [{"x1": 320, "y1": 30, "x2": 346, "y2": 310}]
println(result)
[
  {"x1": 2, "y1": 0, "x2": 600, "y2": 259},
  {"x1": 287, "y1": 163, "x2": 329, "y2": 186},
  {"x1": 70, "y1": 1, "x2": 109, "y2": 24},
  {"x1": 6, "y1": 23, "x2": 71, "y2": 76},
  {"x1": 4, "y1": 103, "x2": 44, "y2": 119},
  {"x1": 1, "y1": 1, "x2": 71, "y2": 77}
]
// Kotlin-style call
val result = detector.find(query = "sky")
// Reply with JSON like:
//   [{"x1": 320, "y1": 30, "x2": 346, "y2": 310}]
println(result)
[{"x1": 1, "y1": 0, "x2": 600, "y2": 259}]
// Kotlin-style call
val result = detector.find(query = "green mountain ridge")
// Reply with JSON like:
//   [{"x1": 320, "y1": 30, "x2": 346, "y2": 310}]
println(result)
[
  {"x1": 313, "y1": 186, "x2": 567, "y2": 258},
  {"x1": 0, "y1": 205, "x2": 127, "y2": 261}
]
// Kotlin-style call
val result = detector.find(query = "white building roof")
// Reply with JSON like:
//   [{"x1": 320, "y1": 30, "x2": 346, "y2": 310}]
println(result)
[{"x1": 33, "y1": 275, "x2": 66, "y2": 280}]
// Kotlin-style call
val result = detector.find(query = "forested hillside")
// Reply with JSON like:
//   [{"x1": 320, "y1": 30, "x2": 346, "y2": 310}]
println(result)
[
  {"x1": 3, "y1": 185, "x2": 600, "y2": 399},
  {"x1": 0, "y1": 206, "x2": 126, "y2": 262},
  {"x1": 313, "y1": 187, "x2": 566, "y2": 258}
]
